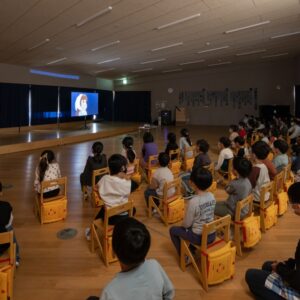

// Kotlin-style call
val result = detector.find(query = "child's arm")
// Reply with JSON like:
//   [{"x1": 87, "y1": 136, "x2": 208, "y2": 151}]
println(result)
[
  {"x1": 148, "y1": 177, "x2": 158, "y2": 190},
  {"x1": 156, "y1": 261, "x2": 175, "y2": 300},
  {"x1": 182, "y1": 201, "x2": 195, "y2": 229},
  {"x1": 225, "y1": 182, "x2": 236, "y2": 195},
  {"x1": 215, "y1": 150, "x2": 225, "y2": 171}
]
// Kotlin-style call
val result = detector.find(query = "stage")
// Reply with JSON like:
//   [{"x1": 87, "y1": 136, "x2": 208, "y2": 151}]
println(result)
[{"x1": 0, "y1": 121, "x2": 138, "y2": 154}]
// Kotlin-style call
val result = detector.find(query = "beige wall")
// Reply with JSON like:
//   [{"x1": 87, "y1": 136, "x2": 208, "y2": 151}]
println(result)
[{"x1": 115, "y1": 59, "x2": 297, "y2": 125}]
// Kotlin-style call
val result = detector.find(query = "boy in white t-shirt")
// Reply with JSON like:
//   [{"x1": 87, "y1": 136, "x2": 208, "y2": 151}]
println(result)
[{"x1": 144, "y1": 152, "x2": 174, "y2": 208}]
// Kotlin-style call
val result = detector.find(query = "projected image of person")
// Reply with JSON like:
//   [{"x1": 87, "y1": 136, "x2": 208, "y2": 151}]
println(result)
[{"x1": 75, "y1": 94, "x2": 88, "y2": 116}]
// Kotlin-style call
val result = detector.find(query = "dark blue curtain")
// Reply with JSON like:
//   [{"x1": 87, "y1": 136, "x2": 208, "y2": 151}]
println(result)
[
  {"x1": 99, "y1": 89, "x2": 113, "y2": 121},
  {"x1": 31, "y1": 85, "x2": 58, "y2": 125},
  {"x1": 114, "y1": 91, "x2": 151, "y2": 122},
  {"x1": 0, "y1": 83, "x2": 29, "y2": 128}
]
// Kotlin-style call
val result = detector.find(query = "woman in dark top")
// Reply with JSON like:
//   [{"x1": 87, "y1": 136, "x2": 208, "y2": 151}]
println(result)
[
  {"x1": 165, "y1": 132, "x2": 179, "y2": 160},
  {"x1": 80, "y1": 141, "x2": 107, "y2": 188}
]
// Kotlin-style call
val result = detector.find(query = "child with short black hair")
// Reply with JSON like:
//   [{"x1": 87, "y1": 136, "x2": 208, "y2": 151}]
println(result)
[
  {"x1": 215, "y1": 157, "x2": 252, "y2": 219},
  {"x1": 234, "y1": 136, "x2": 250, "y2": 158},
  {"x1": 121, "y1": 136, "x2": 136, "y2": 176},
  {"x1": 238, "y1": 121, "x2": 247, "y2": 139},
  {"x1": 144, "y1": 152, "x2": 174, "y2": 207},
  {"x1": 258, "y1": 128, "x2": 270, "y2": 144},
  {"x1": 215, "y1": 137, "x2": 234, "y2": 172},
  {"x1": 165, "y1": 132, "x2": 179, "y2": 160},
  {"x1": 169, "y1": 167, "x2": 216, "y2": 256},
  {"x1": 272, "y1": 139, "x2": 289, "y2": 172},
  {"x1": 229, "y1": 124, "x2": 239, "y2": 142},
  {"x1": 94, "y1": 217, "x2": 174, "y2": 300},
  {"x1": 141, "y1": 132, "x2": 158, "y2": 168}
]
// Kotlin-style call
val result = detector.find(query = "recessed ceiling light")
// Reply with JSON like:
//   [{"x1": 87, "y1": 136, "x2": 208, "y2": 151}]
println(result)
[
  {"x1": 132, "y1": 68, "x2": 153, "y2": 73},
  {"x1": 46, "y1": 57, "x2": 67, "y2": 65},
  {"x1": 156, "y1": 13, "x2": 201, "y2": 30},
  {"x1": 224, "y1": 20, "x2": 270, "y2": 34},
  {"x1": 97, "y1": 57, "x2": 120, "y2": 64},
  {"x1": 140, "y1": 58, "x2": 166, "y2": 64},
  {"x1": 179, "y1": 59, "x2": 205, "y2": 66},
  {"x1": 28, "y1": 38, "x2": 50, "y2": 51},
  {"x1": 76, "y1": 6, "x2": 112, "y2": 27},
  {"x1": 197, "y1": 46, "x2": 229, "y2": 54},
  {"x1": 151, "y1": 42, "x2": 183, "y2": 52},
  {"x1": 162, "y1": 68, "x2": 182, "y2": 73},
  {"x1": 208, "y1": 61, "x2": 232, "y2": 67},
  {"x1": 236, "y1": 49, "x2": 266, "y2": 56},
  {"x1": 91, "y1": 40, "x2": 120, "y2": 51},
  {"x1": 262, "y1": 53, "x2": 289, "y2": 59},
  {"x1": 270, "y1": 31, "x2": 300, "y2": 39}
]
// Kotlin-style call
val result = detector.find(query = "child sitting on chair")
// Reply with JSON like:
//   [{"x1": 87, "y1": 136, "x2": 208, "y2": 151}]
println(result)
[
  {"x1": 215, "y1": 157, "x2": 252, "y2": 220},
  {"x1": 248, "y1": 141, "x2": 271, "y2": 202},
  {"x1": 179, "y1": 128, "x2": 193, "y2": 158},
  {"x1": 141, "y1": 132, "x2": 158, "y2": 169},
  {"x1": 165, "y1": 132, "x2": 179, "y2": 160},
  {"x1": 0, "y1": 185, "x2": 20, "y2": 266},
  {"x1": 215, "y1": 137, "x2": 234, "y2": 173},
  {"x1": 272, "y1": 139, "x2": 289, "y2": 172},
  {"x1": 80, "y1": 141, "x2": 107, "y2": 190},
  {"x1": 245, "y1": 182, "x2": 300, "y2": 300},
  {"x1": 87, "y1": 217, "x2": 174, "y2": 300},
  {"x1": 34, "y1": 150, "x2": 61, "y2": 198},
  {"x1": 121, "y1": 136, "x2": 136, "y2": 176},
  {"x1": 234, "y1": 136, "x2": 250, "y2": 158},
  {"x1": 144, "y1": 152, "x2": 175, "y2": 208},
  {"x1": 169, "y1": 167, "x2": 216, "y2": 256}
]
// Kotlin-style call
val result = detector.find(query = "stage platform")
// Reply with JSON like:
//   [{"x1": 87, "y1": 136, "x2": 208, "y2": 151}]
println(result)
[{"x1": 0, "y1": 121, "x2": 138, "y2": 155}]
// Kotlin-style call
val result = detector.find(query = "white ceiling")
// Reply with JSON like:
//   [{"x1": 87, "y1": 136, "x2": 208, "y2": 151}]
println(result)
[{"x1": 0, "y1": 0, "x2": 299, "y2": 79}]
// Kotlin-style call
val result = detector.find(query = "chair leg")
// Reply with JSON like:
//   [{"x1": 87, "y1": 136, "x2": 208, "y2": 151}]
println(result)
[
  {"x1": 148, "y1": 198, "x2": 153, "y2": 218},
  {"x1": 260, "y1": 210, "x2": 266, "y2": 233},
  {"x1": 234, "y1": 225, "x2": 242, "y2": 257}
]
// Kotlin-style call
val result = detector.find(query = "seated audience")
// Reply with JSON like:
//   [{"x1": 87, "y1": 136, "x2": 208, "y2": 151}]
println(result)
[
  {"x1": 272, "y1": 139, "x2": 289, "y2": 172},
  {"x1": 165, "y1": 132, "x2": 179, "y2": 160},
  {"x1": 215, "y1": 137, "x2": 234, "y2": 172},
  {"x1": 238, "y1": 121, "x2": 247, "y2": 139},
  {"x1": 215, "y1": 157, "x2": 252, "y2": 219},
  {"x1": 245, "y1": 182, "x2": 300, "y2": 300},
  {"x1": 34, "y1": 150, "x2": 61, "y2": 198},
  {"x1": 80, "y1": 141, "x2": 107, "y2": 190},
  {"x1": 234, "y1": 136, "x2": 250, "y2": 158},
  {"x1": 87, "y1": 217, "x2": 174, "y2": 300},
  {"x1": 258, "y1": 128, "x2": 270, "y2": 145},
  {"x1": 179, "y1": 128, "x2": 193, "y2": 158},
  {"x1": 141, "y1": 132, "x2": 158, "y2": 168},
  {"x1": 229, "y1": 124, "x2": 239, "y2": 143},
  {"x1": 169, "y1": 167, "x2": 216, "y2": 257},
  {"x1": 121, "y1": 136, "x2": 136, "y2": 176}
]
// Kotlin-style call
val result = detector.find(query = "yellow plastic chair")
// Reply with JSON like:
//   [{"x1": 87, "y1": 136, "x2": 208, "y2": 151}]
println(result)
[
  {"x1": 204, "y1": 163, "x2": 217, "y2": 193},
  {"x1": 90, "y1": 200, "x2": 133, "y2": 266},
  {"x1": 233, "y1": 194, "x2": 261, "y2": 257},
  {"x1": 182, "y1": 146, "x2": 195, "y2": 171},
  {"x1": 130, "y1": 159, "x2": 142, "y2": 184},
  {"x1": 180, "y1": 215, "x2": 236, "y2": 292},
  {"x1": 283, "y1": 163, "x2": 294, "y2": 192},
  {"x1": 218, "y1": 158, "x2": 236, "y2": 185},
  {"x1": 0, "y1": 231, "x2": 16, "y2": 300},
  {"x1": 168, "y1": 149, "x2": 182, "y2": 177},
  {"x1": 253, "y1": 182, "x2": 277, "y2": 233},
  {"x1": 34, "y1": 177, "x2": 67, "y2": 224},
  {"x1": 145, "y1": 154, "x2": 159, "y2": 183},
  {"x1": 148, "y1": 178, "x2": 184, "y2": 226},
  {"x1": 273, "y1": 171, "x2": 288, "y2": 216},
  {"x1": 91, "y1": 167, "x2": 110, "y2": 207}
]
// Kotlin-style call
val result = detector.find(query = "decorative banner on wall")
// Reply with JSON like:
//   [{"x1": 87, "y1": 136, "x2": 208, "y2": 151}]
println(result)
[{"x1": 179, "y1": 88, "x2": 258, "y2": 110}]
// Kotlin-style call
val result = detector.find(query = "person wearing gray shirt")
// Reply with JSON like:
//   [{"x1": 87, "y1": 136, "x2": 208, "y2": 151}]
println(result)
[
  {"x1": 169, "y1": 168, "x2": 216, "y2": 256},
  {"x1": 215, "y1": 157, "x2": 252, "y2": 220}
]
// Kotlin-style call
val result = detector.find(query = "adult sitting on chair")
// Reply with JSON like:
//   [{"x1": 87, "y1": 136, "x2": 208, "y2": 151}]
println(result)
[
  {"x1": 245, "y1": 182, "x2": 300, "y2": 300},
  {"x1": 34, "y1": 150, "x2": 61, "y2": 198}
]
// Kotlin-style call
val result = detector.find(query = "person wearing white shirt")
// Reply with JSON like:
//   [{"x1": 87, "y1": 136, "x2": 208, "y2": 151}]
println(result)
[
  {"x1": 289, "y1": 120, "x2": 300, "y2": 143},
  {"x1": 215, "y1": 137, "x2": 234, "y2": 171}
]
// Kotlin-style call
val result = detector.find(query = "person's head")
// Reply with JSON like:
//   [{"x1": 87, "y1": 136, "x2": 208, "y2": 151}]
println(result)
[
  {"x1": 92, "y1": 141, "x2": 103, "y2": 156},
  {"x1": 112, "y1": 217, "x2": 151, "y2": 268},
  {"x1": 196, "y1": 139, "x2": 209, "y2": 154},
  {"x1": 233, "y1": 157, "x2": 252, "y2": 178},
  {"x1": 122, "y1": 136, "x2": 134, "y2": 150},
  {"x1": 218, "y1": 137, "x2": 231, "y2": 149},
  {"x1": 143, "y1": 132, "x2": 154, "y2": 144},
  {"x1": 158, "y1": 152, "x2": 170, "y2": 167},
  {"x1": 238, "y1": 121, "x2": 246, "y2": 129},
  {"x1": 108, "y1": 154, "x2": 127, "y2": 175},
  {"x1": 80, "y1": 94, "x2": 87, "y2": 110},
  {"x1": 190, "y1": 167, "x2": 213, "y2": 191},
  {"x1": 287, "y1": 183, "x2": 300, "y2": 216},
  {"x1": 39, "y1": 150, "x2": 55, "y2": 182},
  {"x1": 234, "y1": 136, "x2": 245, "y2": 148},
  {"x1": 251, "y1": 141, "x2": 270, "y2": 160},
  {"x1": 180, "y1": 128, "x2": 192, "y2": 146},
  {"x1": 167, "y1": 132, "x2": 177, "y2": 144},
  {"x1": 273, "y1": 139, "x2": 289, "y2": 154},
  {"x1": 229, "y1": 124, "x2": 238, "y2": 133},
  {"x1": 258, "y1": 128, "x2": 269, "y2": 137}
]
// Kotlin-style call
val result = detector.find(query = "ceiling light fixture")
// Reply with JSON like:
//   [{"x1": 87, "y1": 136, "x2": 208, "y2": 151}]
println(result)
[
  {"x1": 197, "y1": 45, "x2": 229, "y2": 54},
  {"x1": 28, "y1": 38, "x2": 50, "y2": 51},
  {"x1": 162, "y1": 68, "x2": 182, "y2": 73},
  {"x1": 91, "y1": 40, "x2": 120, "y2": 51},
  {"x1": 76, "y1": 6, "x2": 112, "y2": 27},
  {"x1": 224, "y1": 20, "x2": 270, "y2": 34},
  {"x1": 156, "y1": 13, "x2": 201, "y2": 30},
  {"x1": 236, "y1": 49, "x2": 266, "y2": 56},
  {"x1": 151, "y1": 42, "x2": 183, "y2": 52},
  {"x1": 46, "y1": 57, "x2": 67, "y2": 65},
  {"x1": 97, "y1": 57, "x2": 120, "y2": 64},
  {"x1": 132, "y1": 68, "x2": 153, "y2": 73},
  {"x1": 208, "y1": 61, "x2": 232, "y2": 67},
  {"x1": 262, "y1": 53, "x2": 289, "y2": 59},
  {"x1": 140, "y1": 58, "x2": 166, "y2": 64},
  {"x1": 94, "y1": 68, "x2": 115, "y2": 73},
  {"x1": 270, "y1": 31, "x2": 300, "y2": 39},
  {"x1": 179, "y1": 59, "x2": 205, "y2": 66}
]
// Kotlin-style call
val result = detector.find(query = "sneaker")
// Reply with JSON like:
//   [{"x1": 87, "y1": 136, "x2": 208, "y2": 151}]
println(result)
[{"x1": 85, "y1": 228, "x2": 91, "y2": 241}]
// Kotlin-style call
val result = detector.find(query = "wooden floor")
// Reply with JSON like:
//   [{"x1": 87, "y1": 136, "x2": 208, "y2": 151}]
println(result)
[{"x1": 0, "y1": 125, "x2": 299, "y2": 300}]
